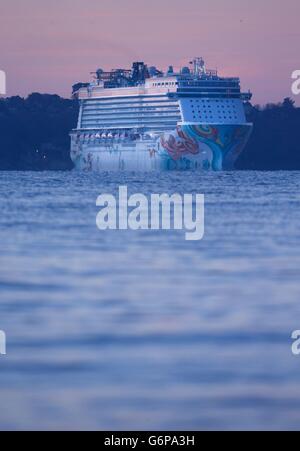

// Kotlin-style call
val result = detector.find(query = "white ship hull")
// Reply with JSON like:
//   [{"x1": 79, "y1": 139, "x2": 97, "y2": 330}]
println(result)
[{"x1": 71, "y1": 123, "x2": 252, "y2": 171}]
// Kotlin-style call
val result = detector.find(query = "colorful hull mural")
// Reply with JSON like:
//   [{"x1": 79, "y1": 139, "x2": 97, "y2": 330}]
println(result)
[{"x1": 70, "y1": 123, "x2": 252, "y2": 171}]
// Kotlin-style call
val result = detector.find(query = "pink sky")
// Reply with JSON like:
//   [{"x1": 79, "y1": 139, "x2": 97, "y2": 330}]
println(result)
[{"x1": 0, "y1": 0, "x2": 300, "y2": 105}]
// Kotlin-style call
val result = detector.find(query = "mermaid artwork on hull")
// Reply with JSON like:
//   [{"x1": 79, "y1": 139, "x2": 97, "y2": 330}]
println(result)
[
  {"x1": 159, "y1": 127, "x2": 203, "y2": 170},
  {"x1": 160, "y1": 127, "x2": 200, "y2": 161},
  {"x1": 160, "y1": 124, "x2": 252, "y2": 170}
]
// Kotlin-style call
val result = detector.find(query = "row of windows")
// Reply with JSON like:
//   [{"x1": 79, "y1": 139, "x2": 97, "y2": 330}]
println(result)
[
  {"x1": 190, "y1": 99, "x2": 238, "y2": 104},
  {"x1": 152, "y1": 81, "x2": 178, "y2": 87},
  {"x1": 81, "y1": 124, "x2": 178, "y2": 131},
  {"x1": 82, "y1": 117, "x2": 181, "y2": 125},
  {"x1": 186, "y1": 115, "x2": 240, "y2": 123},
  {"x1": 188, "y1": 115, "x2": 240, "y2": 122},
  {"x1": 190, "y1": 107, "x2": 239, "y2": 114},
  {"x1": 179, "y1": 86, "x2": 240, "y2": 91},
  {"x1": 84, "y1": 102, "x2": 179, "y2": 108},
  {"x1": 187, "y1": 112, "x2": 241, "y2": 121},
  {"x1": 83, "y1": 102, "x2": 179, "y2": 110},
  {"x1": 82, "y1": 110, "x2": 180, "y2": 117},
  {"x1": 176, "y1": 93, "x2": 243, "y2": 99},
  {"x1": 83, "y1": 95, "x2": 175, "y2": 105},
  {"x1": 179, "y1": 81, "x2": 240, "y2": 88},
  {"x1": 83, "y1": 106, "x2": 180, "y2": 114},
  {"x1": 80, "y1": 125, "x2": 174, "y2": 132},
  {"x1": 84, "y1": 97, "x2": 176, "y2": 103},
  {"x1": 82, "y1": 117, "x2": 179, "y2": 125}
]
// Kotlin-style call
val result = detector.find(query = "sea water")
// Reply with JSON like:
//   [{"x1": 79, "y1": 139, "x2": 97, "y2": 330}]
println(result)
[{"x1": 0, "y1": 170, "x2": 300, "y2": 430}]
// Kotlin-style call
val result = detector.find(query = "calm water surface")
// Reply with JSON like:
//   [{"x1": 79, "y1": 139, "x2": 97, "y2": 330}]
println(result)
[{"x1": 0, "y1": 171, "x2": 300, "y2": 430}]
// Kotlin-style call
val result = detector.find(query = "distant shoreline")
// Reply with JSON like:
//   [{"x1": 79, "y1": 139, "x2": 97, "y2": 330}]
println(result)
[{"x1": 1, "y1": 94, "x2": 300, "y2": 171}]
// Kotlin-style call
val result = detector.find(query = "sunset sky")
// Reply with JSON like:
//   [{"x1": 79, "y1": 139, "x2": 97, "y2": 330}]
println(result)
[{"x1": 0, "y1": 0, "x2": 300, "y2": 105}]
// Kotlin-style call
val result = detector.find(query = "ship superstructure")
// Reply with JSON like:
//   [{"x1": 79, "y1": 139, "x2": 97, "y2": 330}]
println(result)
[{"x1": 71, "y1": 58, "x2": 252, "y2": 171}]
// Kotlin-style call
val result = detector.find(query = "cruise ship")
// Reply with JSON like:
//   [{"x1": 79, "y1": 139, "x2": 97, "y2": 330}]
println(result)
[{"x1": 70, "y1": 58, "x2": 252, "y2": 171}]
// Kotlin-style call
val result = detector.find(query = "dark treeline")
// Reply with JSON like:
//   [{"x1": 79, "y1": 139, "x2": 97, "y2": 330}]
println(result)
[
  {"x1": 0, "y1": 93, "x2": 78, "y2": 170},
  {"x1": 236, "y1": 98, "x2": 300, "y2": 170},
  {"x1": 0, "y1": 94, "x2": 300, "y2": 171}
]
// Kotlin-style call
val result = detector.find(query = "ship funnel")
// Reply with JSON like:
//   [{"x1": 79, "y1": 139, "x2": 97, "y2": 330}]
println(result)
[{"x1": 191, "y1": 57, "x2": 206, "y2": 76}]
